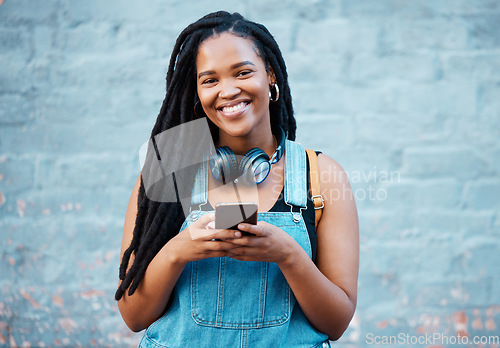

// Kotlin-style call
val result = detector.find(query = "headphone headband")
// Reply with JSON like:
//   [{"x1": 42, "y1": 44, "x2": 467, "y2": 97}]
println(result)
[
  {"x1": 271, "y1": 126, "x2": 286, "y2": 164},
  {"x1": 209, "y1": 126, "x2": 286, "y2": 185}
]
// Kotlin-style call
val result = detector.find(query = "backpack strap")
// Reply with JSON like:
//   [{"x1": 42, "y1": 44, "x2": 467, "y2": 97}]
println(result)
[{"x1": 305, "y1": 149, "x2": 324, "y2": 229}]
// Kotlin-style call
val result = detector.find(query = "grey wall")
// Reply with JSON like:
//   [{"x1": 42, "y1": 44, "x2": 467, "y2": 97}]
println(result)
[{"x1": 1, "y1": 0, "x2": 499, "y2": 346}]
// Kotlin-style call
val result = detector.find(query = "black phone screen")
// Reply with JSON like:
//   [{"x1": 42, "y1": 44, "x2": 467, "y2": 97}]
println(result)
[{"x1": 215, "y1": 202, "x2": 258, "y2": 235}]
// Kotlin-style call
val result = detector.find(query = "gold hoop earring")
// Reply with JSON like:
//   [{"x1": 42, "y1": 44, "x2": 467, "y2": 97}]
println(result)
[
  {"x1": 269, "y1": 83, "x2": 279, "y2": 103},
  {"x1": 194, "y1": 100, "x2": 205, "y2": 118}
]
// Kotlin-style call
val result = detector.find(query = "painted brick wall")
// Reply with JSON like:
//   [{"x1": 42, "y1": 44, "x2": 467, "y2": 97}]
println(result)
[{"x1": 1, "y1": 0, "x2": 499, "y2": 346}]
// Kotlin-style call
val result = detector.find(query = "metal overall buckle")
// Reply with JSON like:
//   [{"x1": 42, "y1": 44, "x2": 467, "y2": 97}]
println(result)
[{"x1": 285, "y1": 202, "x2": 306, "y2": 223}]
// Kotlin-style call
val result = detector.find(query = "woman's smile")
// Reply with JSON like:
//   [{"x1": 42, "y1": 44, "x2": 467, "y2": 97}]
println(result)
[{"x1": 217, "y1": 100, "x2": 251, "y2": 118}]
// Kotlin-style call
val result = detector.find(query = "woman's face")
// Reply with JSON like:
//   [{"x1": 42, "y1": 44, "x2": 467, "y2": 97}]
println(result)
[{"x1": 196, "y1": 32, "x2": 274, "y2": 141}]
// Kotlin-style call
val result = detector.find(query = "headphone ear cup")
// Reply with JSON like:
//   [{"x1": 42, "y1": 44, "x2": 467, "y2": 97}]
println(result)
[
  {"x1": 210, "y1": 146, "x2": 238, "y2": 184},
  {"x1": 238, "y1": 148, "x2": 270, "y2": 184}
]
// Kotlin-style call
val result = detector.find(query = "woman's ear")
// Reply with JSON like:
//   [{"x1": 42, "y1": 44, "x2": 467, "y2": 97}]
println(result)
[{"x1": 267, "y1": 66, "x2": 276, "y2": 85}]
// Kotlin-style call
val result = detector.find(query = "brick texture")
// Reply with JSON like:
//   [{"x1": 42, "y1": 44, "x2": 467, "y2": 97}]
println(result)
[{"x1": 1, "y1": 0, "x2": 499, "y2": 346}]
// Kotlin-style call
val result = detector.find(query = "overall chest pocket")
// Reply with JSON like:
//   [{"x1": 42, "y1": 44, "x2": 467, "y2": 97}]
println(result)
[
  {"x1": 191, "y1": 257, "x2": 292, "y2": 329},
  {"x1": 184, "y1": 211, "x2": 311, "y2": 329}
]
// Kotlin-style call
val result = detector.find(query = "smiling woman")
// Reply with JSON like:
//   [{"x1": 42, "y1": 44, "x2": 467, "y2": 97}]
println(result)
[
  {"x1": 115, "y1": 11, "x2": 359, "y2": 348},
  {"x1": 196, "y1": 33, "x2": 274, "y2": 148}
]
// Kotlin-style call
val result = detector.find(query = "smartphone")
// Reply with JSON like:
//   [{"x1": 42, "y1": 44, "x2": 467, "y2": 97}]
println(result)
[{"x1": 215, "y1": 202, "x2": 258, "y2": 236}]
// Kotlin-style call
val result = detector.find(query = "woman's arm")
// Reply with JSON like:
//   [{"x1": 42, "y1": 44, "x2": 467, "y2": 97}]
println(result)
[
  {"x1": 230, "y1": 154, "x2": 359, "y2": 340},
  {"x1": 117, "y1": 174, "x2": 185, "y2": 332},
  {"x1": 117, "y1": 174, "x2": 243, "y2": 332},
  {"x1": 278, "y1": 153, "x2": 359, "y2": 340}
]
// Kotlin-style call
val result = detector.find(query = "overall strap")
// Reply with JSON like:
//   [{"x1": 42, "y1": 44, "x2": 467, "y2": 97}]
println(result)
[
  {"x1": 191, "y1": 141, "x2": 309, "y2": 212},
  {"x1": 191, "y1": 160, "x2": 208, "y2": 206},
  {"x1": 305, "y1": 149, "x2": 325, "y2": 229},
  {"x1": 284, "y1": 140, "x2": 307, "y2": 209}
]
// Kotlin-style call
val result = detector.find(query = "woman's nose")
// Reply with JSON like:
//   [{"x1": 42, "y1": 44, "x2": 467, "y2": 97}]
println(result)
[{"x1": 218, "y1": 81, "x2": 240, "y2": 99}]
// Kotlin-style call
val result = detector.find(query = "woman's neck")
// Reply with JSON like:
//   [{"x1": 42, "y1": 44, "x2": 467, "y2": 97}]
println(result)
[{"x1": 216, "y1": 128, "x2": 277, "y2": 158}]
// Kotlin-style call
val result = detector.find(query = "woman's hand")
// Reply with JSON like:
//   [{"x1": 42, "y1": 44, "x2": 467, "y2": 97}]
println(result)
[
  {"x1": 225, "y1": 221, "x2": 299, "y2": 265},
  {"x1": 166, "y1": 213, "x2": 243, "y2": 265}
]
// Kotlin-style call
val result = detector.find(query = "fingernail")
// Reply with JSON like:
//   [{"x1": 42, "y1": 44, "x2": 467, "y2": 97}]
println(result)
[
  {"x1": 238, "y1": 224, "x2": 245, "y2": 230},
  {"x1": 234, "y1": 231, "x2": 241, "y2": 237}
]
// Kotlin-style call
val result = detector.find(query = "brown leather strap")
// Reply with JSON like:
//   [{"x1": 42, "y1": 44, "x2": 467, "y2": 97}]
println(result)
[{"x1": 306, "y1": 149, "x2": 324, "y2": 229}]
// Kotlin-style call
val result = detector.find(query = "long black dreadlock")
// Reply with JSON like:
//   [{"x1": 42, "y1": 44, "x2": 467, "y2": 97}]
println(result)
[{"x1": 115, "y1": 11, "x2": 297, "y2": 301}]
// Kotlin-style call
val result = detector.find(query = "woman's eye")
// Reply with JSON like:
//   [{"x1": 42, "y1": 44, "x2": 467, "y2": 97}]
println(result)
[
  {"x1": 237, "y1": 70, "x2": 253, "y2": 77},
  {"x1": 201, "y1": 78, "x2": 216, "y2": 85}
]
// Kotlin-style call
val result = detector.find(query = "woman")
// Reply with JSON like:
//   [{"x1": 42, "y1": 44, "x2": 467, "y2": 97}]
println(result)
[{"x1": 116, "y1": 11, "x2": 359, "y2": 347}]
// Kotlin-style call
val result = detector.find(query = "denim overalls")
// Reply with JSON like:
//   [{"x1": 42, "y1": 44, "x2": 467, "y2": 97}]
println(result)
[{"x1": 139, "y1": 140, "x2": 330, "y2": 348}]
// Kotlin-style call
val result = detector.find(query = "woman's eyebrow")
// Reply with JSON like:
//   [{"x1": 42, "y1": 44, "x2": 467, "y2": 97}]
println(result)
[
  {"x1": 198, "y1": 70, "x2": 215, "y2": 79},
  {"x1": 231, "y1": 60, "x2": 255, "y2": 69},
  {"x1": 198, "y1": 61, "x2": 255, "y2": 79}
]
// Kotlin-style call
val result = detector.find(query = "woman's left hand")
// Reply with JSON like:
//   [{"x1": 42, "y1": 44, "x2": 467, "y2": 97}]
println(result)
[{"x1": 225, "y1": 221, "x2": 299, "y2": 265}]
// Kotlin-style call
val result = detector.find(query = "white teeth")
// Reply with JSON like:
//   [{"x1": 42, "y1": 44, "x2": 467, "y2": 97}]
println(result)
[{"x1": 221, "y1": 102, "x2": 247, "y2": 113}]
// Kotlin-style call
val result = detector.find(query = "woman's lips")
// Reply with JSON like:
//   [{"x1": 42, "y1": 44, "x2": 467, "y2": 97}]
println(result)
[{"x1": 218, "y1": 101, "x2": 250, "y2": 118}]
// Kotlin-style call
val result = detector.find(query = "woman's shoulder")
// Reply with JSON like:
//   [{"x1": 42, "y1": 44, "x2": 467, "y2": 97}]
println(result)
[
  {"x1": 315, "y1": 153, "x2": 351, "y2": 188},
  {"x1": 292, "y1": 141, "x2": 350, "y2": 186},
  {"x1": 316, "y1": 152, "x2": 344, "y2": 170},
  {"x1": 314, "y1": 152, "x2": 357, "y2": 228}
]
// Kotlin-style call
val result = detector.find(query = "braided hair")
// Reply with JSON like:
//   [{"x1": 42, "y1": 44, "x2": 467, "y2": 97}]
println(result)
[{"x1": 115, "y1": 11, "x2": 296, "y2": 300}]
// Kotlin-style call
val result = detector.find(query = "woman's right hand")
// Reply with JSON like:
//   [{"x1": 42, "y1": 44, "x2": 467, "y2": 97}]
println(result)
[
  {"x1": 118, "y1": 207, "x2": 242, "y2": 332},
  {"x1": 166, "y1": 213, "x2": 243, "y2": 265}
]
